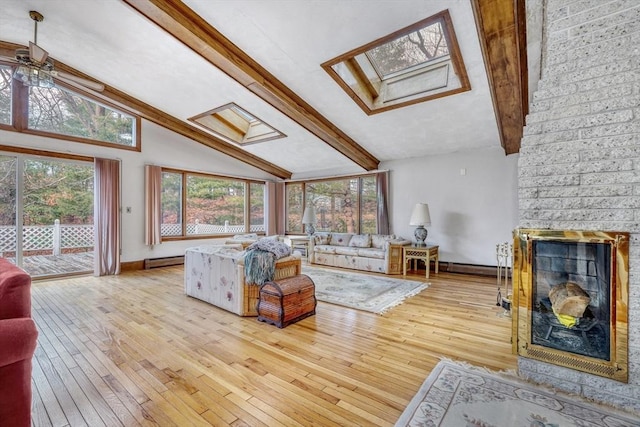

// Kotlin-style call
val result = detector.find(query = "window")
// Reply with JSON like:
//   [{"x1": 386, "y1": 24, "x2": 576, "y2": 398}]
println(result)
[
  {"x1": 0, "y1": 61, "x2": 140, "y2": 150},
  {"x1": 28, "y1": 86, "x2": 136, "y2": 146},
  {"x1": 190, "y1": 103, "x2": 285, "y2": 146},
  {"x1": 161, "y1": 171, "x2": 183, "y2": 237},
  {"x1": 286, "y1": 175, "x2": 378, "y2": 234},
  {"x1": 321, "y1": 10, "x2": 469, "y2": 115},
  {"x1": 0, "y1": 65, "x2": 11, "y2": 125},
  {"x1": 160, "y1": 168, "x2": 265, "y2": 238}
]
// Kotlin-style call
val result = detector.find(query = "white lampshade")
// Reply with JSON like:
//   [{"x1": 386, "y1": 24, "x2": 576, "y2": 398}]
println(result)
[
  {"x1": 409, "y1": 203, "x2": 431, "y2": 226},
  {"x1": 302, "y1": 205, "x2": 316, "y2": 224}
]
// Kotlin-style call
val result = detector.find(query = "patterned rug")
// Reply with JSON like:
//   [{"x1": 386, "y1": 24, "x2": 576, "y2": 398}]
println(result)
[
  {"x1": 302, "y1": 266, "x2": 428, "y2": 314},
  {"x1": 395, "y1": 360, "x2": 640, "y2": 426}
]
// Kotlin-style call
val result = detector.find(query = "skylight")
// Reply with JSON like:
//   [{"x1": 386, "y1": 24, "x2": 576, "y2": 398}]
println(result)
[
  {"x1": 190, "y1": 103, "x2": 285, "y2": 146},
  {"x1": 366, "y1": 20, "x2": 449, "y2": 78},
  {"x1": 321, "y1": 10, "x2": 470, "y2": 115}
]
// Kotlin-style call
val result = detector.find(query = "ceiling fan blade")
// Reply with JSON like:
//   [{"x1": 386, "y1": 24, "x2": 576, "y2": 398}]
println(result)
[
  {"x1": 50, "y1": 70, "x2": 105, "y2": 92},
  {"x1": 29, "y1": 41, "x2": 48, "y2": 64},
  {"x1": 0, "y1": 55, "x2": 19, "y2": 65}
]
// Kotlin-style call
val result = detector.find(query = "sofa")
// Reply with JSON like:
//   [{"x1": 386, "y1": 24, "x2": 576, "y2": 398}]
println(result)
[
  {"x1": 184, "y1": 244, "x2": 302, "y2": 316},
  {"x1": 0, "y1": 258, "x2": 38, "y2": 427},
  {"x1": 309, "y1": 232, "x2": 410, "y2": 274}
]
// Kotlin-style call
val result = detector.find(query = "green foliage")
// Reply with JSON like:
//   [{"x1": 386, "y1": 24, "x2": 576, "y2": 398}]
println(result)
[
  {"x1": 303, "y1": 176, "x2": 377, "y2": 234},
  {"x1": 185, "y1": 175, "x2": 245, "y2": 225},
  {"x1": 22, "y1": 159, "x2": 93, "y2": 225},
  {"x1": 161, "y1": 172, "x2": 182, "y2": 224},
  {"x1": 0, "y1": 156, "x2": 93, "y2": 226},
  {"x1": 0, "y1": 67, "x2": 11, "y2": 125},
  {"x1": 28, "y1": 86, "x2": 134, "y2": 146},
  {"x1": 0, "y1": 156, "x2": 16, "y2": 225}
]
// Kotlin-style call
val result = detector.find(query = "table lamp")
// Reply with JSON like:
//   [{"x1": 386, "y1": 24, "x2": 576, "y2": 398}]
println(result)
[
  {"x1": 302, "y1": 205, "x2": 316, "y2": 236},
  {"x1": 409, "y1": 203, "x2": 431, "y2": 245}
]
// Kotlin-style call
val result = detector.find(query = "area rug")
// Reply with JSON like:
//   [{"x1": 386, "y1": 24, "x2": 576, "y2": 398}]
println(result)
[
  {"x1": 395, "y1": 359, "x2": 640, "y2": 426},
  {"x1": 302, "y1": 266, "x2": 428, "y2": 314}
]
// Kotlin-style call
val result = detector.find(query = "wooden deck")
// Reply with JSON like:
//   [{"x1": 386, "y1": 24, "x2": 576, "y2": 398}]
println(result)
[
  {"x1": 29, "y1": 266, "x2": 517, "y2": 426},
  {"x1": 5, "y1": 253, "x2": 94, "y2": 277}
]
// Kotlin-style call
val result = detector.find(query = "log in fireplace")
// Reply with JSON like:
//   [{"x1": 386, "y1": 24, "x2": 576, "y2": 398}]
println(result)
[{"x1": 512, "y1": 229, "x2": 629, "y2": 382}]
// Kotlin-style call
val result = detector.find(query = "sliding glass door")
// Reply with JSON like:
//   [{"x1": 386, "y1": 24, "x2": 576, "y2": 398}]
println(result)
[{"x1": 0, "y1": 153, "x2": 94, "y2": 277}]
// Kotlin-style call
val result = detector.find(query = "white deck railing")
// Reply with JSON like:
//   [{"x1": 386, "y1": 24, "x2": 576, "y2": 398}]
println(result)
[
  {"x1": 0, "y1": 221, "x2": 94, "y2": 255},
  {"x1": 0, "y1": 220, "x2": 265, "y2": 255}
]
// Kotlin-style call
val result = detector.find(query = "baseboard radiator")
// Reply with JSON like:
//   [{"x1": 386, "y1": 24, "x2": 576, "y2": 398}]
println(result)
[
  {"x1": 437, "y1": 262, "x2": 497, "y2": 277},
  {"x1": 143, "y1": 256, "x2": 184, "y2": 269}
]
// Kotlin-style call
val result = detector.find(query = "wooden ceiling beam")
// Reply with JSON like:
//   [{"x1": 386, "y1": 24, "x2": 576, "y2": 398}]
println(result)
[
  {"x1": 472, "y1": 0, "x2": 527, "y2": 155},
  {"x1": 0, "y1": 41, "x2": 291, "y2": 179},
  {"x1": 122, "y1": 0, "x2": 380, "y2": 171}
]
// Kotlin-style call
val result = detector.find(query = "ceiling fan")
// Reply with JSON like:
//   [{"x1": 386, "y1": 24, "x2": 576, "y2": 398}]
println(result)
[{"x1": 1, "y1": 10, "x2": 104, "y2": 92}]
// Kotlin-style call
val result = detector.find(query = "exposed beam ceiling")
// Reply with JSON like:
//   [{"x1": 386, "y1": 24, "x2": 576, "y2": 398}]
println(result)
[
  {"x1": 122, "y1": 0, "x2": 380, "y2": 171},
  {"x1": 0, "y1": 41, "x2": 292, "y2": 179},
  {"x1": 472, "y1": 0, "x2": 527, "y2": 155}
]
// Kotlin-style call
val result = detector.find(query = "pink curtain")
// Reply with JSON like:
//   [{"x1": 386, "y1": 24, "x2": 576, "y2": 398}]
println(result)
[
  {"x1": 94, "y1": 158, "x2": 121, "y2": 276},
  {"x1": 265, "y1": 181, "x2": 277, "y2": 235},
  {"x1": 275, "y1": 181, "x2": 286, "y2": 235},
  {"x1": 145, "y1": 165, "x2": 162, "y2": 246},
  {"x1": 265, "y1": 181, "x2": 286, "y2": 235},
  {"x1": 376, "y1": 171, "x2": 390, "y2": 235}
]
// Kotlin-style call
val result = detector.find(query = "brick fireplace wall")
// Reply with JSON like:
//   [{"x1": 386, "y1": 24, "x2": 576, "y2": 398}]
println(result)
[{"x1": 518, "y1": 0, "x2": 640, "y2": 412}]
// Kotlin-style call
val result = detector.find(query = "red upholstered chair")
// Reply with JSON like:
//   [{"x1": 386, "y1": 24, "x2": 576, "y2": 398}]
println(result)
[{"x1": 0, "y1": 258, "x2": 38, "y2": 427}]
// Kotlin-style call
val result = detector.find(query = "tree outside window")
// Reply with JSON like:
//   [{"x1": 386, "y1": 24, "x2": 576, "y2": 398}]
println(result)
[{"x1": 289, "y1": 175, "x2": 378, "y2": 235}]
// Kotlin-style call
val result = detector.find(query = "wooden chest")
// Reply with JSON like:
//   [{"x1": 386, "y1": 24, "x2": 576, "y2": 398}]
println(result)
[{"x1": 257, "y1": 274, "x2": 316, "y2": 328}]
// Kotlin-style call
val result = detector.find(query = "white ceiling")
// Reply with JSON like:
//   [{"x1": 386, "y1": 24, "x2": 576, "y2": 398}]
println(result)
[{"x1": 0, "y1": 0, "x2": 501, "y2": 179}]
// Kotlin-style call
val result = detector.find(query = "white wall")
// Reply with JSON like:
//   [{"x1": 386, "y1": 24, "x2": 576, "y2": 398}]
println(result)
[
  {"x1": 0, "y1": 119, "x2": 276, "y2": 263},
  {"x1": 383, "y1": 148, "x2": 519, "y2": 267}
]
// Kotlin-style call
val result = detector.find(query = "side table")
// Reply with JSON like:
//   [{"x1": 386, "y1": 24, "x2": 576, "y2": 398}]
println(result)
[
  {"x1": 288, "y1": 235, "x2": 310, "y2": 258},
  {"x1": 403, "y1": 245, "x2": 439, "y2": 278}
]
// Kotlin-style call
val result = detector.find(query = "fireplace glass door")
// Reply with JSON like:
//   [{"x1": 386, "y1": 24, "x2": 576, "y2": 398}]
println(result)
[
  {"x1": 531, "y1": 240, "x2": 611, "y2": 360},
  {"x1": 513, "y1": 229, "x2": 629, "y2": 382}
]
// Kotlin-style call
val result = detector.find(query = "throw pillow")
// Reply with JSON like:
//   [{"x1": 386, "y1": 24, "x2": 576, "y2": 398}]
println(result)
[
  {"x1": 329, "y1": 233, "x2": 353, "y2": 246},
  {"x1": 233, "y1": 233, "x2": 258, "y2": 240},
  {"x1": 349, "y1": 234, "x2": 371, "y2": 248},
  {"x1": 313, "y1": 233, "x2": 330, "y2": 245},
  {"x1": 371, "y1": 234, "x2": 396, "y2": 249}
]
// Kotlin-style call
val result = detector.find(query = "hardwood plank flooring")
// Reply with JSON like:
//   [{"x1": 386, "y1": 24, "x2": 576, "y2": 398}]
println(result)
[{"x1": 30, "y1": 266, "x2": 516, "y2": 426}]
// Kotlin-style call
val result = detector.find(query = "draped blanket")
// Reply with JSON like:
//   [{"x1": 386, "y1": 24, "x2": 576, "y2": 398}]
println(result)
[{"x1": 244, "y1": 239, "x2": 291, "y2": 285}]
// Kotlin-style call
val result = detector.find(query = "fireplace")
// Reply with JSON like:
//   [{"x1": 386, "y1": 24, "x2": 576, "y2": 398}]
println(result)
[{"x1": 512, "y1": 229, "x2": 629, "y2": 382}]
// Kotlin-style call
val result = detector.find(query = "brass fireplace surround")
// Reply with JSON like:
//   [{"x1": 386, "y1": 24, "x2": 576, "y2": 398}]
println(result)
[{"x1": 513, "y1": 229, "x2": 629, "y2": 382}]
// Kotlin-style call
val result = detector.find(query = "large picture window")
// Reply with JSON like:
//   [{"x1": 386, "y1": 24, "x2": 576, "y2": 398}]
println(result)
[
  {"x1": 0, "y1": 62, "x2": 140, "y2": 150},
  {"x1": 160, "y1": 168, "x2": 265, "y2": 238},
  {"x1": 28, "y1": 86, "x2": 135, "y2": 146},
  {"x1": 286, "y1": 175, "x2": 378, "y2": 235},
  {"x1": 0, "y1": 65, "x2": 11, "y2": 126}
]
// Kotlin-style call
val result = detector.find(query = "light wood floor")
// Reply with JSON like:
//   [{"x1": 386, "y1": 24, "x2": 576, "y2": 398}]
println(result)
[{"x1": 30, "y1": 266, "x2": 516, "y2": 426}]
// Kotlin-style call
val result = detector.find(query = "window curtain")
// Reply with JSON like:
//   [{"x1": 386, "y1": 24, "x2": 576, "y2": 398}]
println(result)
[
  {"x1": 376, "y1": 171, "x2": 390, "y2": 235},
  {"x1": 94, "y1": 158, "x2": 121, "y2": 276},
  {"x1": 145, "y1": 165, "x2": 162, "y2": 246},
  {"x1": 265, "y1": 181, "x2": 277, "y2": 236},
  {"x1": 265, "y1": 181, "x2": 286, "y2": 236}
]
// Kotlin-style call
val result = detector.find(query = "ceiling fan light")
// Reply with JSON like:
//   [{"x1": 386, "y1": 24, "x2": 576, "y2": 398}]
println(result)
[{"x1": 13, "y1": 65, "x2": 54, "y2": 88}]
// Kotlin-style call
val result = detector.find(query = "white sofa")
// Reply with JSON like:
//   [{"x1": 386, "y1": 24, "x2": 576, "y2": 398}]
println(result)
[
  {"x1": 309, "y1": 232, "x2": 410, "y2": 274},
  {"x1": 184, "y1": 244, "x2": 302, "y2": 316}
]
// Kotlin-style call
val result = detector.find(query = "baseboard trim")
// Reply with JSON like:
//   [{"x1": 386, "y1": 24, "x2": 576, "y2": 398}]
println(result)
[
  {"x1": 121, "y1": 257, "x2": 501, "y2": 277},
  {"x1": 437, "y1": 262, "x2": 500, "y2": 277},
  {"x1": 143, "y1": 256, "x2": 185, "y2": 270}
]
